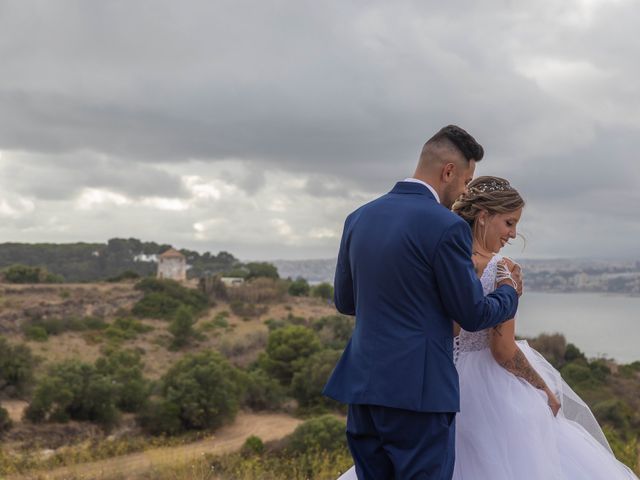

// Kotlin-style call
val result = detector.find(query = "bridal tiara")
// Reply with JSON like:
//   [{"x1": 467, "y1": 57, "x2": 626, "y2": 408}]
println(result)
[{"x1": 468, "y1": 181, "x2": 514, "y2": 194}]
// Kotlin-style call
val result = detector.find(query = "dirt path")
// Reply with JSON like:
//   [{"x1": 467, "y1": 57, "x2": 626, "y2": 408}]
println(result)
[{"x1": 11, "y1": 412, "x2": 303, "y2": 480}]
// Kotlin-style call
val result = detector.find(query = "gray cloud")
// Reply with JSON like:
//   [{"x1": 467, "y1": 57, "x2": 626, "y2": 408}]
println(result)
[{"x1": 0, "y1": 0, "x2": 639, "y2": 258}]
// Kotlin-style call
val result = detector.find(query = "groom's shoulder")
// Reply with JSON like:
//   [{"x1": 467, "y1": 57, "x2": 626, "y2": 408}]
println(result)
[{"x1": 427, "y1": 209, "x2": 472, "y2": 243}]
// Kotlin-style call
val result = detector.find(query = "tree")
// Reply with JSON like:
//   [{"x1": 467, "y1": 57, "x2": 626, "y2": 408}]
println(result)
[
  {"x1": 156, "y1": 351, "x2": 243, "y2": 432},
  {"x1": 245, "y1": 262, "x2": 279, "y2": 280},
  {"x1": 95, "y1": 348, "x2": 149, "y2": 413},
  {"x1": 291, "y1": 350, "x2": 342, "y2": 409},
  {"x1": 0, "y1": 337, "x2": 36, "y2": 397},
  {"x1": 565, "y1": 343, "x2": 587, "y2": 363},
  {"x1": 2, "y1": 264, "x2": 63, "y2": 283},
  {"x1": 260, "y1": 326, "x2": 322, "y2": 386},
  {"x1": 288, "y1": 277, "x2": 310, "y2": 297},
  {"x1": 169, "y1": 306, "x2": 196, "y2": 349},
  {"x1": 25, "y1": 360, "x2": 119, "y2": 428}
]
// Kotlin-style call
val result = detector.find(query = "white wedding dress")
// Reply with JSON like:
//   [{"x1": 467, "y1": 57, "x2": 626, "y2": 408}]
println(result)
[{"x1": 337, "y1": 254, "x2": 638, "y2": 480}]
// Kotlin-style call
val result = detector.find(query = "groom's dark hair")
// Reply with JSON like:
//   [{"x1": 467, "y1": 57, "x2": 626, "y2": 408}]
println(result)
[{"x1": 426, "y1": 125, "x2": 484, "y2": 162}]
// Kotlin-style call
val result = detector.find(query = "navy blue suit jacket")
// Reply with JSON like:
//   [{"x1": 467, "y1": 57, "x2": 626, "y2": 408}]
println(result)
[{"x1": 323, "y1": 181, "x2": 519, "y2": 412}]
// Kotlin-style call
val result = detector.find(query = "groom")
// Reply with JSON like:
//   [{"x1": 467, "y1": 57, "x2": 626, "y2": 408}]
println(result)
[{"x1": 323, "y1": 125, "x2": 522, "y2": 479}]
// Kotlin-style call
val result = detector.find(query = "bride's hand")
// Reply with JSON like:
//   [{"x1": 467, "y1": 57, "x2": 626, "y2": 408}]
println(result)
[
  {"x1": 545, "y1": 388, "x2": 561, "y2": 416},
  {"x1": 496, "y1": 258, "x2": 523, "y2": 296}
]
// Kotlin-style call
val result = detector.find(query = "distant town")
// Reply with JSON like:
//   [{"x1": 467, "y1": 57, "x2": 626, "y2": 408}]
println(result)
[{"x1": 273, "y1": 258, "x2": 640, "y2": 296}]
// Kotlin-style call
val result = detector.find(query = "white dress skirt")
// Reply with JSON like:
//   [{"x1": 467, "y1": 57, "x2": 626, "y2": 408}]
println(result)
[
  {"x1": 453, "y1": 338, "x2": 637, "y2": 480},
  {"x1": 337, "y1": 254, "x2": 638, "y2": 479}
]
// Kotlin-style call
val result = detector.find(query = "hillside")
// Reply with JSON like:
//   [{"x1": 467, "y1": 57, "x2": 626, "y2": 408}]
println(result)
[{"x1": 0, "y1": 278, "x2": 638, "y2": 478}]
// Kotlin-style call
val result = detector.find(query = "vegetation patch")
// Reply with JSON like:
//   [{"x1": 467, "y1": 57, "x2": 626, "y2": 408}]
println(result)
[
  {"x1": 22, "y1": 315, "x2": 107, "y2": 340},
  {"x1": 132, "y1": 278, "x2": 208, "y2": 320},
  {"x1": 2, "y1": 264, "x2": 64, "y2": 284}
]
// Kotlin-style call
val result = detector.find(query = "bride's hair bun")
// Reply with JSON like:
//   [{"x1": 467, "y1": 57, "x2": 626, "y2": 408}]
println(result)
[{"x1": 452, "y1": 176, "x2": 525, "y2": 230}]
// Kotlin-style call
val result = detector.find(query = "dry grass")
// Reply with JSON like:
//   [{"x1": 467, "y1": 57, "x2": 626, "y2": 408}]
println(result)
[
  {"x1": 0, "y1": 280, "x2": 337, "y2": 400},
  {"x1": 4, "y1": 413, "x2": 303, "y2": 480}
]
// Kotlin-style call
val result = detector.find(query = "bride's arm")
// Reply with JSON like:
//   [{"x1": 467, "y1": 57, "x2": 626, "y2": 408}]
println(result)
[
  {"x1": 489, "y1": 257, "x2": 560, "y2": 416},
  {"x1": 490, "y1": 321, "x2": 561, "y2": 416}
]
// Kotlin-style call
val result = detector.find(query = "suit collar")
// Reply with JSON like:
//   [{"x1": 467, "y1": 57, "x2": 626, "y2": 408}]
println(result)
[{"x1": 390, "y1": 181, "x2": 439, "y2": 202}]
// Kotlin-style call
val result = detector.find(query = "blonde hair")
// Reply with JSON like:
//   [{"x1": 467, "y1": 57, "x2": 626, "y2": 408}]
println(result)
[{"x1": 452, "y1": 176, "x2": 525, "y2": 247}]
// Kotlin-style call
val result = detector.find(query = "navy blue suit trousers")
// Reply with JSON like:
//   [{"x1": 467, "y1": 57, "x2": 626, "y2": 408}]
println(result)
[{"x1": 347, "y1": 404, "x2": 456, "y2": 480}]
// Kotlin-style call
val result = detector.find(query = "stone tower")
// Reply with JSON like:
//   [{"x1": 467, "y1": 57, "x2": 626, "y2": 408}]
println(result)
[{"x1": 157, "y1": 248, "x2": 187, "y2": 281}]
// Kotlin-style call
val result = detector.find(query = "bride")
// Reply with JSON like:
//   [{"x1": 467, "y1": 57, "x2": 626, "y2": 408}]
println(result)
[{"x1": 338, "y1": 176, "x2": 637, "y2": 480}]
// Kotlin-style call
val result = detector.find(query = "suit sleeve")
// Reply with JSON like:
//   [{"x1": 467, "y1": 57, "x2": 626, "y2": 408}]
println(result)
[
  {"x1": 334, "y1": 215, "x2": 356, "y2": 315},
  {"x1": 432, "y1": 221, "x2": 518, "y2": 332}
]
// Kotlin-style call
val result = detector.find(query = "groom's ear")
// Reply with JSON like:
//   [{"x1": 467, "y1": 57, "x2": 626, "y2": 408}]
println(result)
[{"x1": 441, "y1": 162, "x2": 456, "y2": 183}]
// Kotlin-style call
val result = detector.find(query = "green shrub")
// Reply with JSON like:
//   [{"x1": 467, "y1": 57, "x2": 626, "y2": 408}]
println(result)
[
  {"x1": 213, "y1": 313, "x2": 230, "y2": 328},
  {"x1": 104, "y1": 317, "x2": 153, "y2": 342},
  {"x1": 588, "y1": 359, "x2": 610, "y2": 383},
  {"x1": 604, "y1": 428, "x2": 638, "y2": 474},
  {"x1": 25, "y1": 359, "x2": 119, "y2": 428},
  {"x1": 137, "y1": 398, "x2": 183, "y2": 436},
  {"x1": 85, "y1": 316, "x2": 109, "y2": 330},
  {"x1": 593, "y1": 399, "x2": 634, "y2": 433},
  {"x1": 245, "y1": 262, "x2": 279, "y2": 280},
  {"x1": 139, "y1": 351, "x2": 243, "y2": 435},
  {"x1": 619, "y1": 361, "x2": 640, "y2": 379},
  {"x1": 132, "y1": 278, "x2": 208, "y2": 319},
  {"x1": 241, "y1": 369, "x2": 286, "y2": 411},
  {"x1": 22, "y1": 316, "x2": 107, "y2": 338},
  {"x1": 24, "y1": 325, "x2": 48, "y2": 342},
  {"x1": 0, "y1": 337, "x2": 36, "y2": 397},
  {"x1": 561, "y1": 362, "x2": 604, "y2": 390},
  {"x1": 4, "y1": 264, "x2": 41, "y2": 283},
  {"x1": 260, "y1": 326, "x2": 322, "y2": 386},
  {"x1": 95, "y1": 348, "x2": 150, "y2": 413},
  {"x1": 3, "y1": 264, "x2": 63, "y2": 283},
  {"x1": 311, "y1": 282, "x2": 334, "y2": 301},
  {"x1": 287, "y1": 415, "x2": 346, "y2": 454},
  {"x1": 264, "y1": 318, "x2": 286, "y2": 331},
  {"x1": 241, "y1": 435, "x2": 265, "y2": 456},
  {"x1": 288, "y1": 277, "x2": 310, "y2": 297},
  {"x1": 169, "y1": 306, "x2": 196, "y2": 349},
  {"x1": 132, "y1": 292, "x2": 183, "y2": 320},
  {"x1": 291, "y1": 349, "x2": 342, "y2": 409}
]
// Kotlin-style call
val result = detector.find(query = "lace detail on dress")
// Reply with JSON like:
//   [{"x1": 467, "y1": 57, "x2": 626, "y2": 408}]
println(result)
[{"x1": 455, "y1": 254, "x2": 502, "y2": 358}]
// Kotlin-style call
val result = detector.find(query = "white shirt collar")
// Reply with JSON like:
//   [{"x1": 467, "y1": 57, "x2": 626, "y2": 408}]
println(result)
[{"x1": 403, "y1": 178, "x2": 440, "y2": 204}]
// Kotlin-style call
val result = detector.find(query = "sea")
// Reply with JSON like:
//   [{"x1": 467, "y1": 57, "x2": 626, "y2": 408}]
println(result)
[
  {"x1": 516, "y1": 292, "x2": 640, "y2": 364},
  {"x1": 272, "y1": 260, "x2": 639, "y2": 363}
]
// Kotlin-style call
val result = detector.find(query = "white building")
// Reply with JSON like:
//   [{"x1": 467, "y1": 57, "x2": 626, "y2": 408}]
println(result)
[
  {"x1": 157, "y1": 248, "x2": 187, "y2": 281},
  {"x1": 221, "y1": 276, "x2": 245, "y2": 287}
]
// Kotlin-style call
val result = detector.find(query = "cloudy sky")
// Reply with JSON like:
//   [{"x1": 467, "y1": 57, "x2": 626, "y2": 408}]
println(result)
[{"x1": 1, "y1": 0, "x2": 639, "y2": 260}]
